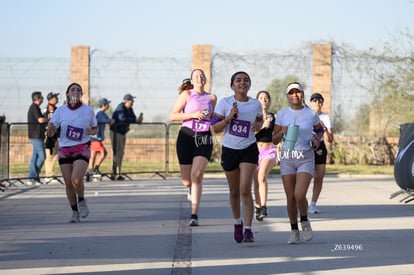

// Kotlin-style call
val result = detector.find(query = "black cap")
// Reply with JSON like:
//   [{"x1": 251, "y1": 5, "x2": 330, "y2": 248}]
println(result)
[
  {"x1": 310, "y1": 92, "x2": 324, "y2": 102},
  {"x1": 47, "y1": 92, "x2": 59, "y2": 100}
]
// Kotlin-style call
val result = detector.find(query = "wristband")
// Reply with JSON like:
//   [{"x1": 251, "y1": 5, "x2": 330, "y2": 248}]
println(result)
[
  {"x1": 315, "y1": 126, "x2": 325, "y2": 133},
  {"x1": 211, "y1": 114, "x2": 222, "y2": 125}
]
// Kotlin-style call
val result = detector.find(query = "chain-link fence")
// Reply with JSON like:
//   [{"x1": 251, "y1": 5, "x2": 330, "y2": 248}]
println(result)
[{"x1": 2, "y1": 43, "x2": 412, "y2": 134}]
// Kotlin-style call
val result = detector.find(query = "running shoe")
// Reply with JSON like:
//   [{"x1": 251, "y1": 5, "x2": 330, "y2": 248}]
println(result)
[
  {"x1": 45, "y1": 177, "x2": 58, "y2": 184},
  {"x1": 259, "y1": 206, "x2": 268, "y2": 219},
  {"x1": 234, "y1": 221, "x2": 244, "y2": 243},
  {"x1": 243, "y1": 229, "x2": 254, "y2": 243},
  {"x1": 189, "y1": 214, "x2": 199, "y2": 226},
  {"x1": 69, "y1": 211, "x2": 80, "y2": 223},
  {"x1": 116, "y1": 175, "x2": 125, "y2": 180},
  {"x1": 25, "y1": 180, "x2": 33, "y2": 186},
  {"x1": 301, "y1": 221, "x2": 313, "y2": 241},
  {"x1": 78, "y1": 199, "x2": 89, "y2": 218},
  {"x1": 308, "y1": 204, "x2": 319, "y2": 214},
  {"x1": 189, "y1": 218, "x2": 199, "y2": 226},
  {"x1": 255, "y1": 207, "x2": 263, "y2": 222},
  {"x1": 288, "y1": 229, "x2": 300, "y2": 244}
]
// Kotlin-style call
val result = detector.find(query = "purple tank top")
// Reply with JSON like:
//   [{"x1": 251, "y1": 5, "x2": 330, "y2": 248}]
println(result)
[{"x1": 181, "y1": 89, "x2": 213, "y2": 129}]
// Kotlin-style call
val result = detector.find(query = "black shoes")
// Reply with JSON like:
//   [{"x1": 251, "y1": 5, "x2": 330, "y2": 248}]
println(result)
[{"x1": 255, "y1": 206, "x2": 268, "y2": 222}]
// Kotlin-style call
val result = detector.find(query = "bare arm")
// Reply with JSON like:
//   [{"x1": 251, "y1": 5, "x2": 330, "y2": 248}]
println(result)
[
  {"x1": 272, "y1": 124, "x2": 287, "y2": 145},
  {"x1": 325, "y1": 127, "x2": 334, "y2": 143},
  {"x1": 170, "y1": 90, "x2": 207, "y2": 121},
  {"x1": 211, "y1": 103, "x2": 238, "y2": 134}
]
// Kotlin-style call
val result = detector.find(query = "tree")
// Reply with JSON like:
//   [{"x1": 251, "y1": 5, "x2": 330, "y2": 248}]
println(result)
[
  {"x1": 333, "y1": 104, "x2": 347, "y2": 135},
  {"x1": 351, "y1": 103, "x2": 370, "y2": 136},
  {"x1": 365, "y1": 31, "x2": 414, "y2": 137},
  {"x1": 264, "y1": 75, "x2": 301, "y2": 113}
]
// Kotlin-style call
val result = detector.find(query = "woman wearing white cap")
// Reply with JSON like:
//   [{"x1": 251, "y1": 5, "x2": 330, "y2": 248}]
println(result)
[{"x1": 272, "y1": 82, "x2": 324, "y2": 244}]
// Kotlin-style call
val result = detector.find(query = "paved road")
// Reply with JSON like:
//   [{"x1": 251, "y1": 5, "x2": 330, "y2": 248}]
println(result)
[{"x1": 0, "y1": 174, "x2": 413, "y2": 275}]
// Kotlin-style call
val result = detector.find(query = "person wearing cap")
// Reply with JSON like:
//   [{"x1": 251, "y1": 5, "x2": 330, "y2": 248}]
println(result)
[
  {"x1": 308, "y1": 92, "x2": 334, "y2": 214},
  {"x1": 110, "y1": 93, "x2": 143, "y2": 180},
  {"x1": 87, "y1": 98, "x2": 112, "y2": 179},
  {"x1": 43, "y1": 92, "x2": 60, "y2": 184},
  {"x1": 273, "y1": 81, "x2": 324, "y2": 244},
  {"x1": 27, "y1": 91, "x2": 49, "y2": 186}
]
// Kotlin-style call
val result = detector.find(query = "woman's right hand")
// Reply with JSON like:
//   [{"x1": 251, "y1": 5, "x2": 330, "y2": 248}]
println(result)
[{"x1": 230, "y1": 104, "x2": 238, "y2": 119}]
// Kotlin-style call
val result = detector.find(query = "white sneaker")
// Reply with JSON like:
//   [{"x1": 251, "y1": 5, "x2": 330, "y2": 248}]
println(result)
[
  {"x1": 301, "y1": 221, "x2": 313, "y2": 241},
  {"x1": 34, "y1": 181, "x2": 42, "y2": 186},
  {"x1": 25, "y1": 180, "x2": 33, "y2": 186},
  {"x1": 69, "y1": 211, "x2": 80, "y2": 223},
  {"x1": 187, "y1": 191, "x2": 191, "y2": 202},
  {"x1": 288, "y1": 229, "x2": 300, "y2": 244},
  {"x1": 0, "y1": 181, "x2": 10, "y2": 188},
  {"x1": 308, "y1": 204, "x2": 319, "y2": 214},
  {"x1": 45, "y1": 177, "x2": 58, "y2": 184},
  {"x1": 189, "y1": 218, "x2": 199, "y2": 226},
  {"x1": 78, "y1": 199, "x2": 89, "y2": 218}
]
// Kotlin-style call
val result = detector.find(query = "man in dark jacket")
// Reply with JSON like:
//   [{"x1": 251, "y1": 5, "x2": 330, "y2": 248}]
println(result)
[
  {"x1": 110, "y1": 93, "x2": 143, "y2": 180},
  {"x1": 27, "y1": 91, "x2": 49, "y2": 185}
]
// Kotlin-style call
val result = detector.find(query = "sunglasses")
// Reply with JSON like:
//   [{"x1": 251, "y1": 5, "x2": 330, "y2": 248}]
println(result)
[{"x1": 311, "y1": 98, "x2": 324, "y2": 103}]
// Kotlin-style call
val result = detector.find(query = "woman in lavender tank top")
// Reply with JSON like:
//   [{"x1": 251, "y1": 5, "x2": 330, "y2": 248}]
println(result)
[{"x1": 170, "y1": 69, "x2": 217, "y2": 226}]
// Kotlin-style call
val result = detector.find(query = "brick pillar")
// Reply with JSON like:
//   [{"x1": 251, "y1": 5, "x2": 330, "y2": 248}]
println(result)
[
  {"x1": 70, "y1": 46, "x2": 90, "y2": 104},
  {"x1": 312, "y1": 44, "x2": 333, "y2": 116},
  {"x1": 192, "y1": 45, "x2": 212, "y2": 92}
]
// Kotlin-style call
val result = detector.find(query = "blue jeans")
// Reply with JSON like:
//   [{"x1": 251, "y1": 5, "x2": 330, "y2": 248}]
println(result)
[{"x1": 29, "y1": 138, "x2": 46, "y2": 180}]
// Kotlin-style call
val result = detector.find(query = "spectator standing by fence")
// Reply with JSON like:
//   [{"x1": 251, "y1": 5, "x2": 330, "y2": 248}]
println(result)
[
  {"x1": 273, "y1": 82, "x2": 324, "y2": 244},
  {"x1": 0, "y1": 114, "x2": 7, "y2": 190},
  {"x1": 253, "y1": 90, "x2": 277, "y2": 222},
  {"x1": 87, "y1": 98, "x2": 112, "y2": 180},
  {"x1": 212, "y1": 71, "x2": 262, "y2": 243},
  {"x1": 110, "y1": 93, "x2": 143, "y2": 180},
  {"x1": 47, "y1": 83, "x2": 98, "y2": 223},
  {"x1": 308, "y1": 93, "x2": 334, "y2": 214},
  {"x1": 43, "y1": 92, "x2": 60, "y2": 184},
  {"x1": 170, "y1": 69, "x2": 217, "y2": 226},
  {"x1": 27, "y1": 91, "x2": 48, "y2": 186}
]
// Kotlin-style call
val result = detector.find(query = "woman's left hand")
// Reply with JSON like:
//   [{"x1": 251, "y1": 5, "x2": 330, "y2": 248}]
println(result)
[{"x1": 86, "y1": 126, "x2": 98, "y2": 136}]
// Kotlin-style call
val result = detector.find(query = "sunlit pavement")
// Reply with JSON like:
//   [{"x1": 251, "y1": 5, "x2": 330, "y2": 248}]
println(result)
[{"x1": 0, "y1": 174, "x2": 413, "y2": 275}]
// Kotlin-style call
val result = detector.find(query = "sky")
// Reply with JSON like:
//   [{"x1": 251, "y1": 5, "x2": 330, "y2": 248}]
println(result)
[
  {"x1": 1, "y1": 0, "x2": 413, "y2": 58},
  {"x1": 1, "y1": 0, "x2": 414, "y2": 122}
]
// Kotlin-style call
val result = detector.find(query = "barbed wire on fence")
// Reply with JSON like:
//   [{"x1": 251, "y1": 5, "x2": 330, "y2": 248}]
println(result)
[{"x1": 0, "y1": 41, "x2": 412, "y2": 133}]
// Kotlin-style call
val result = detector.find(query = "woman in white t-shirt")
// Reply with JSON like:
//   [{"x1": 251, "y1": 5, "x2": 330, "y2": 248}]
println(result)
[
  {"x1": 308, "y1": 93, "x2": 334, "y2": 214},
  {"x1": 273, "y1": 82, "x2": 324, "y2": 244},
  {"x1": 212, "y1": 71, "x2": 262, "y2": 243},
  {"x1": 48, "y1": 83, "x2": 98, "y2": 223}
]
